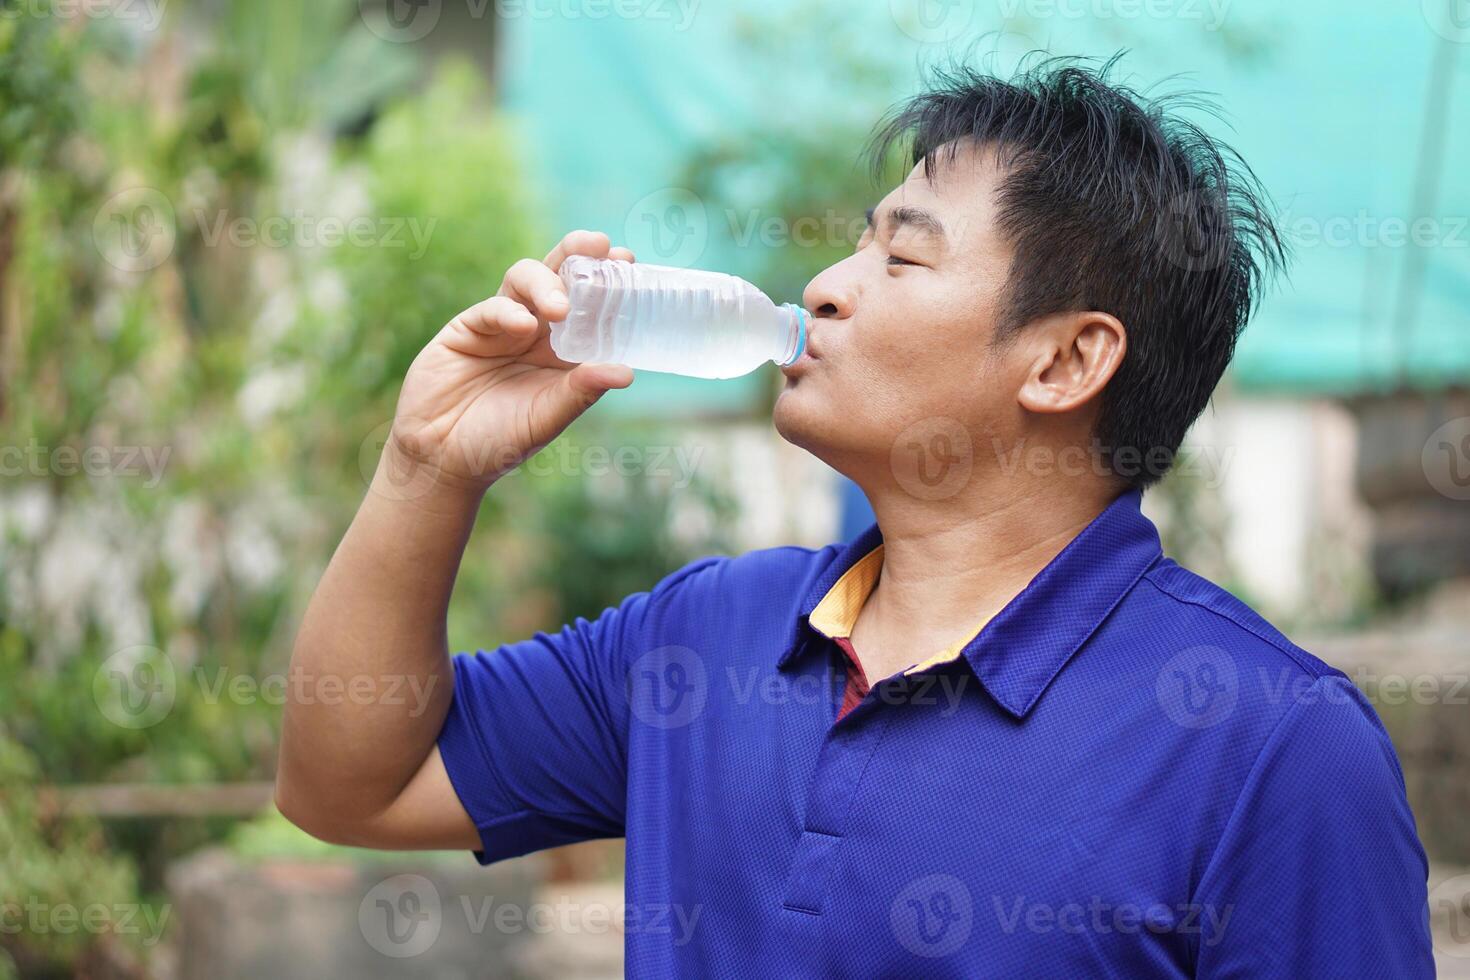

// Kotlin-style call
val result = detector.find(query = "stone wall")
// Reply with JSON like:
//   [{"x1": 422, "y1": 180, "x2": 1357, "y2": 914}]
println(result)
[
  {"x1": 1307, "y1": 582, "x2": 1470, "y2": 865},
  {"x1": 166, "y1": 849, "x2": 542, "y2": 979}
]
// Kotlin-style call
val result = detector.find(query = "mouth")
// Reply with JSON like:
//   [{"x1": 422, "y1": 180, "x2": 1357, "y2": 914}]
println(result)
[
  {"x1": 780, "y1": 322, "x2": 823, "y2": 379},
  {"x1": 780, "y1": 347, "x2": 817, "y2": 379}
]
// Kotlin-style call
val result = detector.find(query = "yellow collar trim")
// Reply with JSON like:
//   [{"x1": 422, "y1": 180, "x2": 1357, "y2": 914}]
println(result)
[
  {"x1": 808, "y1": 545, "x2": 884, "y2": 639},
  {"x1": 808, "y1": 543, "x2": 988, "y2": 675}
]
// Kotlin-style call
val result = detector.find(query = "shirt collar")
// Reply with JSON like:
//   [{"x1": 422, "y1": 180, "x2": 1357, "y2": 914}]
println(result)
[{"x1": 780, "y1": 490, "x2": 1162, "y2": 720}]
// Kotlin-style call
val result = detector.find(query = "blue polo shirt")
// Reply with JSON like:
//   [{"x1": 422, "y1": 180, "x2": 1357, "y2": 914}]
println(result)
[{"x1": 437, "y1": 490, "x2": 1433, "y2": 977}]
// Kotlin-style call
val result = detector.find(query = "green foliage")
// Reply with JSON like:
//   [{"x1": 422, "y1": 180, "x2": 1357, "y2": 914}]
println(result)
[
  {"x1": 521, "y1": 427, "x2": 738, "y2": 626},
  {"x1": 1, "y1": 26, "x2": 735, "y2": 977},
  {"x1": 0, "y1": 2, "x2": 85, "y2": 168},
  {"x1": 0, "y1": 8, "x2": 742, "y2": 978},
  {"x1": 0, "y1": 731, "x2": 143, "y2": 977},
  {"x1": 682, "y1": 3, "x2": 909, "y2": 303},
  {"x1": 226, "y1": 805, "x2": 457, "y2": 867},
  {"x1": 329, "y1": 59, "x2": 542, "y2": 406}
]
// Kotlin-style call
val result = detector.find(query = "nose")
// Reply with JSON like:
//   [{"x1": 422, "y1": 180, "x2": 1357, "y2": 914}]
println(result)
[{"x1": 802, "y1": 259, "x2": 858, "y2": 322}]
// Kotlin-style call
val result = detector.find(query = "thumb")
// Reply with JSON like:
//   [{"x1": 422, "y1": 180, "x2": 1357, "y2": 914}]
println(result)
[
  {"x1": 537, "y1": 362, "x2": 634, "y2": 433},
  {"x1": 565, "y1": 362, "x2": 634, "y2": 404}
]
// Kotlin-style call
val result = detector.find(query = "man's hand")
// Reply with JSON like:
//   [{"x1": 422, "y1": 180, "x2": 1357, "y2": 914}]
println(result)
[
  {"x1": 389, "y1": 229, "x2": 635, "y2": 493},
  {"x1": 276, "y1": 230, "x2": 635, "y2": 850}
]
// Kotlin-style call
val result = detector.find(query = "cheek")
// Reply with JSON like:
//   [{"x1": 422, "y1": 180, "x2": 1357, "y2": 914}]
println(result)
[{"x1": 848, "y1": 303, "x2": 985, "y2": 409}]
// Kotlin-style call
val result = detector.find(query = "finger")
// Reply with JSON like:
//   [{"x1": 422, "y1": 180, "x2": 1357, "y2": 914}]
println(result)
[
  {"x1": 543, "y1": 229, "x2": 612, "y2": 271},
  {"x1": 455, "y1": 296, "x2": 537, "y2": 336},
  {"x1": 443, "y1": 296, "x2": 540, "y2": 356},
  {"x1": 608, "y1": 246, "x2": 635, "y2": 263},
  {"x1": 565, "y1": 361, "x2": 634, "y2": 399},
  {"x1": 529, "y1": 362, "x2": 636, "y2": 443},
  {"x1": 499, "y1": 258, "x2": 570, "y2": 321}
]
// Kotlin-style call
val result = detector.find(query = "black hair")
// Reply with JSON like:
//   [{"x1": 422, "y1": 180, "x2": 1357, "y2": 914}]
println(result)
[{"x1": 868, "y1": 53, "x2": 1286, "y2": 489}]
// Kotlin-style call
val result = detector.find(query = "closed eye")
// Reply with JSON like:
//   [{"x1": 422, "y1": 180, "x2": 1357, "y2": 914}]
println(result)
[{"x1": 887, "y1": 255, "x2": 917, "y2": 267}]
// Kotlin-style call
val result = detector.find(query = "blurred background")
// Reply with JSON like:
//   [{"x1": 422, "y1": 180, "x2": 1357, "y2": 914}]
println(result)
[{"x1": 1, "y1": 0, "x2": 1467, "y2": 976}]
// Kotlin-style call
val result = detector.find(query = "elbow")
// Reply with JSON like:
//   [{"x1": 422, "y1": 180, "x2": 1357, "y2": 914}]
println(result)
[
  {"x1": 273, "y1": 776, "x2": 316, "y2": 836},
  {"x1": 274, "y1": 775, "x2": 347, "y2": 845},
  {"x1": 274, "y1": 775, "x2": 383, "y2": 848}
]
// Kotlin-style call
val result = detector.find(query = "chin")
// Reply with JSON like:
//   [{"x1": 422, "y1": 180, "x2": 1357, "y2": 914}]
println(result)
[
  {"x1": 772, "y1": 386, "x2": 812, "y2": 448},
  {"x1": 773, "y1": 385, "x2": 866, "y2": 470},
  {"x1": 774, "y1": 384, "x2": 837, "y2": 453}
]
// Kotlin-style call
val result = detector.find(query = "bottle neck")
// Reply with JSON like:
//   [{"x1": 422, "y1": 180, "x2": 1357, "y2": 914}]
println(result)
[{"x1": 777, "y1": 304, "x2": 808, "y2": 367}]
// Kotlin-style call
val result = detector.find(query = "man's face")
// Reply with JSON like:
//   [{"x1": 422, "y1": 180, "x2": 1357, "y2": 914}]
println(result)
[{"x1": 774, "y1": 143, "x2": 1024, "y2": 486}]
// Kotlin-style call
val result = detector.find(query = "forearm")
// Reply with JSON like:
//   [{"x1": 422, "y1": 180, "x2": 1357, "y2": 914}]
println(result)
[
  {"x1": 274, "y1": 230, "x2": 633, "y2": 845},
  {"x1": 275, "y1": 448, "x2": 483, "y2": 832}
]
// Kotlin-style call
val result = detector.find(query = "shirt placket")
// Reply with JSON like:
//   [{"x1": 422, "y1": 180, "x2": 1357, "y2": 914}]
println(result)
[{"x1": 780, "y1": 689, "x2": 895, "y2": 916}]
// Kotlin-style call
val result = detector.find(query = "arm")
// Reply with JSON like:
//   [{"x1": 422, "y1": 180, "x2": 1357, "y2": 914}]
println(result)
[
  {"x1": 274, "y1": 230, "x2": 636, "y2": 849},
  {"x1": 1192, "y1": 675, "x2": 1434, "y2": 978}
]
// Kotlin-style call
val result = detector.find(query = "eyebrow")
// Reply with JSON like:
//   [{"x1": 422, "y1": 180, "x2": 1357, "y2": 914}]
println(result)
[{"x1": 865, "y1": 204, "x2": 948, "y2": 242}]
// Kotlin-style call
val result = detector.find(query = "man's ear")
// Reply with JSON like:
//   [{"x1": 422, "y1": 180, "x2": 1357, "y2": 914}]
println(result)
[{"x1": 1015, "y1": 311, "x2": 1127, "y2": 415}]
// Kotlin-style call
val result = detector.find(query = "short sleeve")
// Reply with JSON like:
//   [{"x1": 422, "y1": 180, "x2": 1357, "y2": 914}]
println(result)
[
  {"x1": 1193, "y1": 674, "x2": 1434, "y2": 978},
  {"x1": 436, "y1": 557, "x2": 720, "y2": 864}
]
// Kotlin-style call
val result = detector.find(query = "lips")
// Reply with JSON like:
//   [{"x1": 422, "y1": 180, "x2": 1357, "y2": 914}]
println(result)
[
  {"x1": 781, "y1": 324, "x2": 823, "y2": 378},
  {"x1": 802, "y1": 330, "x2": 823, "y2": 360}
]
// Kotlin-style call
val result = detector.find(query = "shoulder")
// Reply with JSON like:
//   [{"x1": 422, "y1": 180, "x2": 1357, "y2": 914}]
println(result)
[
  {"x1": 1138, "y1": 557, "x2": 1346, "y2": 685},
  {"x1": 1134, "y1": 558, "x2": 1401, "y2": 780}
]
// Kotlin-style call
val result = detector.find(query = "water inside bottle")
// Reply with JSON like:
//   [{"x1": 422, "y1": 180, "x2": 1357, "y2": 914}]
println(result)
[{"x1": 552, "y1": 258, "x2": 805, "y2": 380}]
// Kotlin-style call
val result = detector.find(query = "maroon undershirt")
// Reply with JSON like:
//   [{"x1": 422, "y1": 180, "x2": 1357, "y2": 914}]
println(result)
[{"x1": 831, "y1": 635, "x2": 871, "y2": 720}]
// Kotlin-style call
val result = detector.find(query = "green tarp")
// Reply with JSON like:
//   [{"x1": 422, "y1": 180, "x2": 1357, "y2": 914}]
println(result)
[{"x1": 498, "y1": 0, "x2": 1469, "y2": 408}]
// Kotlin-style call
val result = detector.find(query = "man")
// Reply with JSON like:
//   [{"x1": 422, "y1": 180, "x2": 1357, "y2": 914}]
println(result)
[{"x1": 276, "y1": 58, "x2": 1434, "y2": 976}]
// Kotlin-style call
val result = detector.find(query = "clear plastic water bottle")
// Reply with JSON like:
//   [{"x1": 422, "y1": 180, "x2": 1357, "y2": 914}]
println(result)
[{"x1": 549, "y1": 257, "x2": 808, "y2": 379}]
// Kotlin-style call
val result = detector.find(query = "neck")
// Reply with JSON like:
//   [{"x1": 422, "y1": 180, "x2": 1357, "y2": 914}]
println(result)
[{"x1": 858, "y1": 471, "x2": 1122, "y2": 653}]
